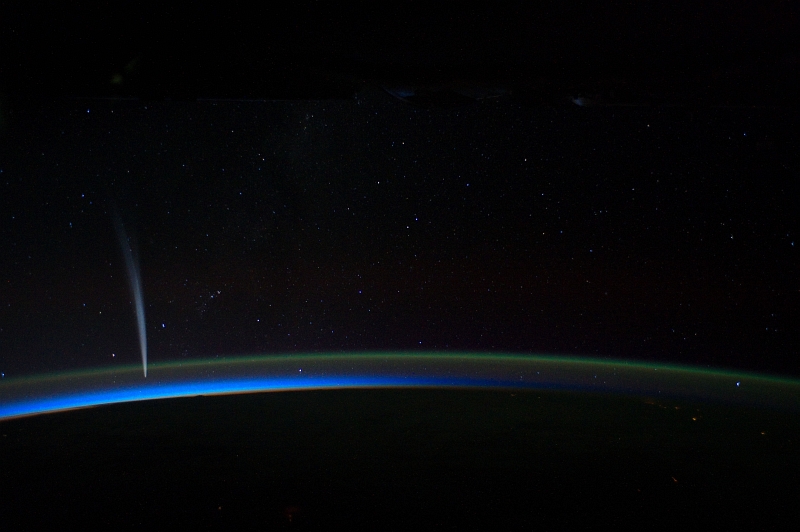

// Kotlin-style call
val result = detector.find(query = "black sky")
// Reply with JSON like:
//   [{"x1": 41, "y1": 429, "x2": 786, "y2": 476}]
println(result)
[
  {"x1": 0, "y1": 3, "x2": 798, "y2": 378},
  {"x1": 0, "y1": 93, "x2": 797, "y2": 377}
]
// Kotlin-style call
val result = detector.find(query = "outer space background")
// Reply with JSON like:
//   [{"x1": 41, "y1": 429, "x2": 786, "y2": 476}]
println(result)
[{"x1": 0, "y1": 93, "x2": 797, "y2": 379}]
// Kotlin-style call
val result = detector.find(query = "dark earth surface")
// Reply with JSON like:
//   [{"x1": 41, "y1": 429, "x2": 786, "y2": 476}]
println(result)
[{"x1": 1, "y1": 388, "x2": 798, "y2": 529}]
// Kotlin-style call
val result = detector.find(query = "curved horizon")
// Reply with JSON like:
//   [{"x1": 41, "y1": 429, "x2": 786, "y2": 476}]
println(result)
[{"x1": 2, "y1": 352, "x2": 799, "y2": 421}]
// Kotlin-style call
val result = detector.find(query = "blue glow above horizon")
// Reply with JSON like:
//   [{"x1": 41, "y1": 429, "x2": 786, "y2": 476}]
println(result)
[
  {"x1": 0, "y1": 374, "x2": 562, "y2": 421},
  {"x1": 3, "y1": 354, "x2": 799, "y2": 421}
]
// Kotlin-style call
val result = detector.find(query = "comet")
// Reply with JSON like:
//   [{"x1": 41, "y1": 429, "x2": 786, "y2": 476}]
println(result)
[{"x1": 112, "y1": 209, "x2": 148, "y2": 377}]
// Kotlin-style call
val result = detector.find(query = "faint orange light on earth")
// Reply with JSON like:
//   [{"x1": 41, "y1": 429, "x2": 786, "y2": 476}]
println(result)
[{"x1": 284, "y1": 505, "x2": 301, "y2": 524}]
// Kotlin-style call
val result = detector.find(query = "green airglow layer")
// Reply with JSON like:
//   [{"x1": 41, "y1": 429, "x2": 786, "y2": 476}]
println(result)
[{"x1": 1, "y1": 353, "x2": 799, "y2": 420}]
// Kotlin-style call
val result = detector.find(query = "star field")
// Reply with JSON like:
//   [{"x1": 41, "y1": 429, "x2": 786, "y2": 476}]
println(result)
[{"x1": 0, "y1": 93, "x2": 797, "y2": 377}]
